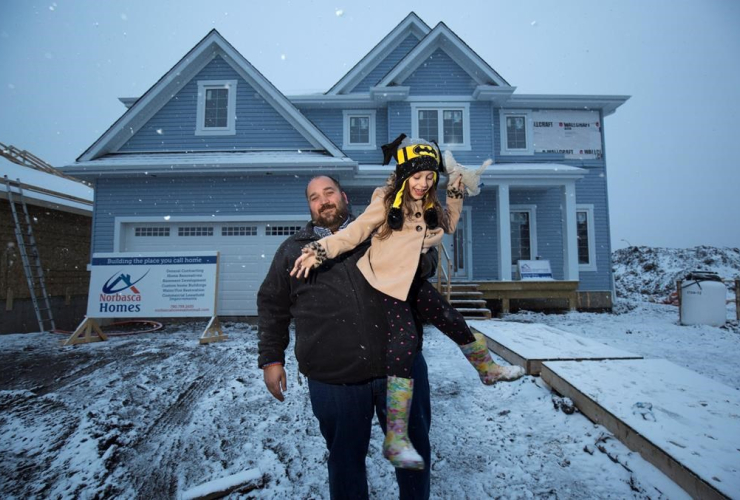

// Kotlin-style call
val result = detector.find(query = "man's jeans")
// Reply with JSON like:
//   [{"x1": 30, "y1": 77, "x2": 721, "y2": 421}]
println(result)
[{"x1": 308, "y1": 354, "x2": 431, "y2": 500}]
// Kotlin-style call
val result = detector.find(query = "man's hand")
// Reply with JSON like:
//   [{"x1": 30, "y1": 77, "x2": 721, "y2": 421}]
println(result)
[{"x1": 263, "y1": 364, "x2": 287, "y2": 402}]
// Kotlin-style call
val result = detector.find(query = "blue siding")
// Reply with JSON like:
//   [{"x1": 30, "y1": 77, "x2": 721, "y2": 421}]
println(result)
[
  {"x1": 120, "y1": 56, "x2": 314, "y2": 152},
  {"x1": 469, "y1": 191, "x2": 499, "y2": 280},
  {"x1": 575, "y1": 168, "x2": 613, "y2": 291},
  {"x1": 388, "y1": 102, "x2": 412, "y2": 140},
  {"x1": 349, "y1": 34, "x2": 420, "y2": 94},
  {"x1": 403, "y1": 49, "x2": 477, "y2": 96},
  {"x1": 92, "y1": 176, "x2": 314, "y2": 252},
  {"x1": 301, "y1": 107, "x2": 388, "y2": 164}
]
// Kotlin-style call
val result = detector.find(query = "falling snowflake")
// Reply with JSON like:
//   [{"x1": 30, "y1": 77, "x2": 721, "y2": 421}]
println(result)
[
  {"x1": 335, "y1": 9, "x2": 344, "y2": 17},
  {"x1": 164, "y1": 215, "x2": 171, "y2": 221},
  {"x1": 280, "y1": 54, "x2": 286, "y2": 61},
  {"x1": 156, "y1": 128, "x2": 163, "y2": 135},
  {"x1": 121, "y1": 13, "x2": 128, "y2": 21}
]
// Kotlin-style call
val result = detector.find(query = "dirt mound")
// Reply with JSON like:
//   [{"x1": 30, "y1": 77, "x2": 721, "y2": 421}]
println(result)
[{"x1": 612, "y1": 245, "x2": 740, "y2": 302}]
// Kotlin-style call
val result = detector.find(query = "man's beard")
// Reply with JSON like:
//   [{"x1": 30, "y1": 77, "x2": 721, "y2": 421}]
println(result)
[{"x1": 312, "y1": 201, "x2": 349, "y2": 230}]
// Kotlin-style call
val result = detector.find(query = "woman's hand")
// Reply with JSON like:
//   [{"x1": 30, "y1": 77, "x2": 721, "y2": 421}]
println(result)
[
  {"x1": 290, "y1": 248, "x2": 317, "y2": 279},
  {"x1": 450, "y1": 175, "x2": 464, "y2": 191}
]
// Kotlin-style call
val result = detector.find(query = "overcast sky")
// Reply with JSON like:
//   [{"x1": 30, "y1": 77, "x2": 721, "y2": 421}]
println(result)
[{"x1": 1, "y1": 0, "x2": 738, "y2": 250}]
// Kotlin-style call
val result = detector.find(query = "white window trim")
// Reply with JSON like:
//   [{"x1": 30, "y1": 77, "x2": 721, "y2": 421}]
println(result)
[
  {"x1": 410, "y1": 102, "x2": 471, "y2": 151},
  {"x1": 510, "y1": 204, "x2": 538, "y2": 274},
  {"x1": 196, "y1": 80, "x2": 237, "y2": 136},
  {"x1": 576, "y1": 204, "x2": 597, "y2": 272},
  {"x1": 342, "y1": 110, "x2": 377, "y2": 150},
  {"x1": 500, "y1": 109, "x2": 534, "y2": 155}
]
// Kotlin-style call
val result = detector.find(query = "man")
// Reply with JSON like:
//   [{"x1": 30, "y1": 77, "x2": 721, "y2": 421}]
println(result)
[{"x1": 257, "y1": 175, "x2": 434, "y2": 499}]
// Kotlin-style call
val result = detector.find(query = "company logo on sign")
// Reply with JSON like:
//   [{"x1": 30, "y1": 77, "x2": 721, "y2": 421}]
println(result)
[
  {"x1": 99, "y1": 270, "x2": 150, "y2": 313},
  {"x1": 103, "y1": 271, "x2": 148, "y2": 294}
]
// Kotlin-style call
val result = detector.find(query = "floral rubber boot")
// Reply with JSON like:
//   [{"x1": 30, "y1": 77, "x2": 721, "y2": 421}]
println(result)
[
  {"x1": 383, "y1": 376, "x2": 425, "y2": 470},
  {"x1": 459, "y1": 333, "x2": 525, "y2": 384}
]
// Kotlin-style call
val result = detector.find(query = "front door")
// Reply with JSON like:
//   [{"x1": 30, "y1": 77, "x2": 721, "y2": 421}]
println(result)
[{"x1": 442, "y1": 206, "x2": 471, "y2": 280}]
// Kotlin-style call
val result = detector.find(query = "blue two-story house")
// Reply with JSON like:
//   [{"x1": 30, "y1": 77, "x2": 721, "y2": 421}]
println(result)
[{"x1": 63, "y1": 13, "x2": 629, "y2": 316}]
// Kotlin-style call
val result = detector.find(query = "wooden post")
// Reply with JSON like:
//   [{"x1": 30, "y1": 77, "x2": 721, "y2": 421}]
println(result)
[
  {"x1": 436, "y1": 244, "x2": 442, "y2": 293},
  {"x1": 735, "y1": 279, "x2": 739, "y2": 322},
  {"x1": 63, "y1": 317, "x2": 108, "y2": 346},
  {"x1": 501, "y1": 297, "x2": 510, "y2": 316},
  {"x1": 677, "y1": 280, "x2": 683, "y2": 324},
  {"x1": 200, "y1": 316, "x2": 228, "y2": 344}
]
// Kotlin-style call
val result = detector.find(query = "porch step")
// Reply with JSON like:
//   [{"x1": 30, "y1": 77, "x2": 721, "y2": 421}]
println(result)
[
  {"x1": 444, "y1": 282, "x2": 492, "y2": 320},
  {"x1": 450, "y1": 299, "x2": 488, "y2": 307},
  {"x1": 457, "y1": 307, "x2": 493, "y2": 320},
  {"x1": 449, "y1": 283, "x2": 481, "y2": 292},
  {"x1": 449, "y1": 290, "x2": 484, "y2": 298}
]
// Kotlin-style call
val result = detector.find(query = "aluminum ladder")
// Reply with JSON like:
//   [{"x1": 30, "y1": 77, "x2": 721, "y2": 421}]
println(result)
[{"x1": 3, "y1": 175, "x2": 56, "y2": 332}]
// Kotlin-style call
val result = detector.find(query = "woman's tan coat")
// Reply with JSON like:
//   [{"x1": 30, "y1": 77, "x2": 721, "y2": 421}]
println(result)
[{"x1": 318, "y1": 186, "x2": 463, "y2": 301}]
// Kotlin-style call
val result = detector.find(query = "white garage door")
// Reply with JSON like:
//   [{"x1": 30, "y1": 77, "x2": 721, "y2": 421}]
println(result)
[{"x1": 122, "y1": 221, "x2": 304, "y2": 315}]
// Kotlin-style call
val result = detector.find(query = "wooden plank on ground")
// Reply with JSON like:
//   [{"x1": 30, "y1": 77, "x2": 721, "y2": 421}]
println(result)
[
  {"x1": 541, "y1": 358, "x2": 740, "y2": 500},
  {"x1": 181, "y1": 468, "x2": 263, "y2": 500},
  {"x1": 468, "y1": 320, "x2": 642, "y2": 375}
]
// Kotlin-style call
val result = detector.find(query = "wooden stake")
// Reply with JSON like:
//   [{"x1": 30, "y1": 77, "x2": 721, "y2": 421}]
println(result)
[
  {"x1": 63, "y1": 317, "x2": 108, "y2": 346},
  {"x1": 677, "y1": 280, "x2": 683, "y2": 324},
  {"x1": 200, "y1": 316, "x2": 227, "y2": 344}
]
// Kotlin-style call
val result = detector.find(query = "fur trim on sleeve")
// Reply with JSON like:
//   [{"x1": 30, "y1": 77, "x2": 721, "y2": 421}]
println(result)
[
  {"x1": 304, "y1": 241, "x2": 328, "y2": 268},
  {"x1": 446, "y1": 186, "x2": 465, "y2": 199}
]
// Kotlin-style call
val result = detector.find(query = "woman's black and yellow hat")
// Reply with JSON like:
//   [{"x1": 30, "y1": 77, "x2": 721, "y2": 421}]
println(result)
[{"x1": 381, "y1": 134, "x2": 445, "y2": 230}]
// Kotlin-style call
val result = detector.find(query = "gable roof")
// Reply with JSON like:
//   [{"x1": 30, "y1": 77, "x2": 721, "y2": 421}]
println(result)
[
  {"x1": 326, "y1": 12, "x2": 431, "y2": 95},
  {"x1": 376, "y1": 21, "x2": 511, "y2": 89},
  {"x1": 76, "y1": 30, "x2": 345, "y2": 163}
]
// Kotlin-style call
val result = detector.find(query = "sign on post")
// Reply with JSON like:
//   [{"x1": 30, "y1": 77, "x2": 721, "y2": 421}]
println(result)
[
  {"x1": 518, "y1": 260, "x2": 554, "y2": 281},
  {"x1": 66, "y1": 252, "x2": 224, "y2": 346},
  {"x1": 87, "y1": 252, "x2": 218, "y2": 317}
]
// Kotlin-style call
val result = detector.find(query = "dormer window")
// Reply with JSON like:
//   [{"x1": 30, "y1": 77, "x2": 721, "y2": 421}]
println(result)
[
  {"x1": 196, "y1": 80, "x2": 237, "y2": 136},
  {"x1": 342, "y1": 110, "x2": 376, "y2": 150}
]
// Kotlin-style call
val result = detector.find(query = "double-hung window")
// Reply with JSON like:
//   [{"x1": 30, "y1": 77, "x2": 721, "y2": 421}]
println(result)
[
  {"x1": 196, "y1": 80, "x2": 237, "y2": 136},
  {"x1": 342, "y1": 110, "x2": 376, "y2": 150},
  {"x1": 576, "y1": 205, "x2": 597, "y2": 271},
  {"x1": 410, "y1": 103, "x2": 470, "y2": 150},
  {"x1": 500, "y1": 110, "x2": 533, "y2": 155}
]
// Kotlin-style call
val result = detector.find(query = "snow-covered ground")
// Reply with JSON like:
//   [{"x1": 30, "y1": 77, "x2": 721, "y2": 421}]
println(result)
[{"x1": 1, "y1": 247, "x2": 738, "y2": 498}]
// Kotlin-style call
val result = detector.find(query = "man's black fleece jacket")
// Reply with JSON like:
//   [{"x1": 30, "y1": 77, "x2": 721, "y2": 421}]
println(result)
[{"x1": 257, "y1": 221, "x2": 390, "y2": 384}]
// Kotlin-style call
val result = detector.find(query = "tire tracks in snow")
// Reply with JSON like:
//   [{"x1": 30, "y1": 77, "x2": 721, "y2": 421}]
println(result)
[{"x1": 123, "y1": 349, "x2": 238, "y2": 499}]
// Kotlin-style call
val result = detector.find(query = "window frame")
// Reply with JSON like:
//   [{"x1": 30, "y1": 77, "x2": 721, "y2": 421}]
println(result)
[
  {"x1": 410, "y1": 102, "x2": 471, "y2": 150},
  {"x1": 342, "y1": 110, "x2": 377, "y2": 150},
  {"x1": 576, "y1": 204, "x2": 597, "y2": 272},
  {"x1": 196, "y1": 80, "x2": 238, "y2": 136},
  {"x1": 499, "y1": 110, "x2": 534, "y2": 155},
  {"x1": 509, "y1": 204, "x2": 538, "y2": 275}
]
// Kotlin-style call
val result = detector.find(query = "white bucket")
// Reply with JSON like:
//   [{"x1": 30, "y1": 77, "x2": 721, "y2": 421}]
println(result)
[{"x1": 680, "y1": 276, "x2": 726, "y2": 327}]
